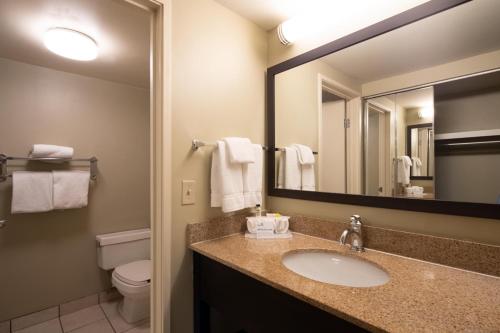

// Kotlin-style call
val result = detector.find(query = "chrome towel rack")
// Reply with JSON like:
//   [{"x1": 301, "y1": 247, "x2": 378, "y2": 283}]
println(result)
[
  {"x1": 0, "y1": 154, "x2": 98, "y2": 182},
  {"x1": 191, "y1": 139, "x2": 318, "y2": 154}
]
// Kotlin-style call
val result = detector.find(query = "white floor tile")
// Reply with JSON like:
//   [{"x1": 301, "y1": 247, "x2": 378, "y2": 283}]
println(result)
[
  {"x1": 11, "y1": 307, "x2": 59, "y2": 331},
  {"x1": 0, "y1": 320, "x2": 10, "y2": 333},
  {"x1": 60, "y1": 305, "x2": 105, "y2": 332},
  {"x1": 13, "y1": 318, "x2": 62, "y2": 333},
  {"x1": 60, "y1": 294, "x2": 98, "y2": 316},
  {"x1": 124, "y1": 320, "x2": 150, "y2": 333},
  {"x1": 67, "y1": 319, "x2": 114, "y2": 333},
  {"x1": 100, "y1": 300, "x2": 148, "y2": 333}
]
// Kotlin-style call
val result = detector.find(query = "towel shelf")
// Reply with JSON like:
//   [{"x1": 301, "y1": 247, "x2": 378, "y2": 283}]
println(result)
[
  {"x1": 0, "y1": 154, "x2": 98, "y2": 182},
  {"x1": 191, "y1": 139, "x2": 318, "y2": 154}
]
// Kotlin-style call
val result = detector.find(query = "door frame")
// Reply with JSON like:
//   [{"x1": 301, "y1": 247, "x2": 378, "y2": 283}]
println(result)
[
  {"x1": 123, "y1": 0, "x2": 172, "y2": 332},
  {"x1": 317, "y1": 74, "x2": 360, "y2": 193}
]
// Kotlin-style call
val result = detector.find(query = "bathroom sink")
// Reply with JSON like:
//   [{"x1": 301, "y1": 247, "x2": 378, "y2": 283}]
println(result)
[{"x1": 281, "y1": 250, "x2": 389, "y2": 287}]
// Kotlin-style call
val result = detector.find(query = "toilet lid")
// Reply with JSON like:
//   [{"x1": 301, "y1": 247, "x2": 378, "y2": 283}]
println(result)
[{"x1": 114, "y1": 260, "x2": 151, "y2": 286}]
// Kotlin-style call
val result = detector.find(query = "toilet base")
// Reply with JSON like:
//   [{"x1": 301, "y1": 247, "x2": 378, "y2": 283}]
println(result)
[{"x1": 118, "y1": 296, "x2": 150, "y2": 323}]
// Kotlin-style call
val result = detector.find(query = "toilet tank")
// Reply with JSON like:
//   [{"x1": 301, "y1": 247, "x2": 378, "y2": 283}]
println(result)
[{"x1": 96, "y1": 228, "x2": 150, "y2": 270}]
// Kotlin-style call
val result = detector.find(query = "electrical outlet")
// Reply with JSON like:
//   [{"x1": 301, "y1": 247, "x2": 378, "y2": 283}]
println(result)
[{"x1": 182, "y1": 180, "x2": 195, "y2": 205}]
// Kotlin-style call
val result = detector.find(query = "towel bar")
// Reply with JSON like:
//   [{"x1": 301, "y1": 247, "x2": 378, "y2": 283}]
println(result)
[
  {"x1": 0, "y1": 154, "x2": 98, "y2": 182},
  {"x1": 191, "y1": 139, "x2": 318, "y2": 154}
]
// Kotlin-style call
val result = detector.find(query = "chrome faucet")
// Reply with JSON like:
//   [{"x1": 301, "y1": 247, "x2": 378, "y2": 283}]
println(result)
[{"x1": 339, "y1": 215, "x2": 364, "y2": 252}]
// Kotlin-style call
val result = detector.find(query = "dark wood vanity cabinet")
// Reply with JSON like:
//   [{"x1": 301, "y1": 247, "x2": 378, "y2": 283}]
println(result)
[{"x1": 193, "y1": 252, "x2": 369, "y2": 333}]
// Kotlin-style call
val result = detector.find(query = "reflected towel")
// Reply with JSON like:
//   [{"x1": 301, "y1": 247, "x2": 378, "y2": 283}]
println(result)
[
  {"x1": 292, "y1": 144, "x2": 315, "y2": 165},
  {"x1": 53, "y1": 171, "x2": 90, "y2": 209},
  {"x1": 397, "y1": 156, "x2": 412, "y2": 185},
  {"x1": 11, "y1": 171, "x2": 53, "y2": 213}
]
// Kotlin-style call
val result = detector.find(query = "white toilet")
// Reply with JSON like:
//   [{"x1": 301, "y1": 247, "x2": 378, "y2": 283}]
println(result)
[{"x1": 96, "y1": 228, "x2": 151, "y2": 323}]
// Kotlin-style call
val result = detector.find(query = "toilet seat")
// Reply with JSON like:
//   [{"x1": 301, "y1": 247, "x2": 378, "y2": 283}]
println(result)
[{"x1": 114, "y1": 260, "x2": 151, "y2": 286}]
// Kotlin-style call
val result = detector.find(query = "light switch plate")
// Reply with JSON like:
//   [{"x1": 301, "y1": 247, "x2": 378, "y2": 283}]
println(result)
[{"x1": 182, "y1": 180, "x2": 195, "y2": 205}]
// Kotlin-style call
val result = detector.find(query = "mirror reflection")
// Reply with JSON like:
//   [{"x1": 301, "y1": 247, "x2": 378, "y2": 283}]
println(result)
[{"x1": 274, "y1": 0, "x2": 500, "y2": 204}]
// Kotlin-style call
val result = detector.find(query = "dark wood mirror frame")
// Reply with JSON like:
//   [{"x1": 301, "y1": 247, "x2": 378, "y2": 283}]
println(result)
[
  {"x1": 406, "y1": 123, "x2": 434, "y2": 181},
  {"x1": 266, "y1": 0, "x2": 500, "y2": 219}
]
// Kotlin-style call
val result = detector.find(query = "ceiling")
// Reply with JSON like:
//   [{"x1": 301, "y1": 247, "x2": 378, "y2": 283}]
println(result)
[
  {"x1": 395, "y1": 87, "x2": 433, "y2": 109},
  {"x1": 0, "y1": 0, "x2": 150, "y2": 88},
  {"x1": 214, "y1": 0, "x2": 428, "y2": 31},
  {"x1": 322, "y1": 0, "x2": 500, "y2": 83}
]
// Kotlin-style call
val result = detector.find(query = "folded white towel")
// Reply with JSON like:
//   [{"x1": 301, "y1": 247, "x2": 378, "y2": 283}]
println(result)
[
  {"x1": 30, "y1": 144, "x2": 74, "y2": 159},
  {"x1": 53, "y1": 171, "x2": 90, "y2": 209},
  {"x1": 11, "y1": 171, "x2": 53, "y2": 214},
  {"x1": 292, "y1": 144, "x2": 315, "y2": 165},
  {"x1": 283, "y1": 147, "x2": 301, "y2": 190},
  {"x1": 211, "y1": 141, "x2": 245, "y2": 213},
  {"x1": 223, "y1": 137, "x2": 255, "y2": 164},
  {"x1": 397, "y1": 156, "x2": 412, "y2": 185},
  {"x1": 242, "y1": 144, "x2": 263, "y2": 208}
]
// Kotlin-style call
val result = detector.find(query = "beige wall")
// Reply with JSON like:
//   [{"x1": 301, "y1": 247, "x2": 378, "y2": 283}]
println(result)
[
  {"x1": 275, "y1": 60, "x2": 360, "y2": 149},
  {"x1": 0, "y1": 58, "x2": 150, "y2": 321},
  {"x1": 266, "y1": 28, "x2": 500, "y2": 246},
  {"x1": 170, "y1": 0, "x2": 267, "y2": 332},
  {"x1": 362, "y1": 49, "x2": 500, "y2": 96}
]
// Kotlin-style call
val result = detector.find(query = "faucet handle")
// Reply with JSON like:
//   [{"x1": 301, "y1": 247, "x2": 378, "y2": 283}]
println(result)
[{"x1": 350, "y1": 214, "x2": 361, "y2": 222}]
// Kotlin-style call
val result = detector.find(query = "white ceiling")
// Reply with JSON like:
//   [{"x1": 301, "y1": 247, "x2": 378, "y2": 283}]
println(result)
[
  {"x1": 0, "y1": 0, "x2": 150, "y2": 88},
  {"x1": 214, "y1": 0, "x2": 429, "y2": 31},
  {"x1": 322, "y1": 0, "x2": 500, "y2": 83},
  {"x1": 395, "y1": 87, "x2": 433, "y2": 109}
]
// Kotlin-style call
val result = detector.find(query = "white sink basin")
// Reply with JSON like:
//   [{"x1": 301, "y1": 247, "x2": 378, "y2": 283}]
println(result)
[{"x1": 282, "y1": 250, "x2": 390, "y2": 287}]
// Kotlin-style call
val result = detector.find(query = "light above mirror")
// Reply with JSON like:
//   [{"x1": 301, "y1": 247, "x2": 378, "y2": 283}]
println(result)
[{"x1": 43, "y1": 28, "x2": 98, "y2": 61}]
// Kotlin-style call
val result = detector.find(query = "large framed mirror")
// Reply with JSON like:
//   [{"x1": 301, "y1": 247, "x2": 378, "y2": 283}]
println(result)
[{"x1": 267, "y1": 0, "x2": 500, "y2": 218}]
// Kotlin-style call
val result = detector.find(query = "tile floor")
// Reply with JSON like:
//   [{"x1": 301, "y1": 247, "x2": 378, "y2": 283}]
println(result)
[{"x1": 12, "y1": 300, "x2": 149, "y2": 333}]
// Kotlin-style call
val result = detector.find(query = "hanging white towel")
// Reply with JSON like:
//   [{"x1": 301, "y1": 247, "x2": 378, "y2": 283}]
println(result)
[
  {"x1": 283, "y1": 147, "x2": 301, "y2": 190},
  {"x1": 277, "y1": 151, "x2": 285, "y2": 189},
  {"x1": 242, "y1": 144, "x2": 263, "y2": 208},
  {"x1": 411, "y1": 157, "x2": 422, "y2": 176},
  {"x1": 301, "y1": 164, "x2": 316, "y2": 191},
  {"x1": 222, "y1": 137, "x2": 255, "y2": 164},
  {"x1": 30, "y1": 144, "x2": 74, "y2": 159},
  {"x1": 292, "y1": 144, "x2": 315, "y2": 165},
  {"x1": 397, "y1": 156, "x2": 412, "y2": 185},
  {"x1": 52, "y1": 171, "x2": 90, "y2": 209},
  {"x1": 211, "y1": 141, "x2": 245, "y2": 213},
  {"x1": 11, "y1": 171, "x2": 54, "y2": 214}
]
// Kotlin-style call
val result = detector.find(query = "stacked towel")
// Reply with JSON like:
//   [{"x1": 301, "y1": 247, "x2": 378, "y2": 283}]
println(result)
[
  {"x1": 30, "y1": 144, "x2": 74, "y2": 159},
  {"x1": 11, "y1": 170, "x2": 91, "y2": 214},
  {"x1": 211, "y1": 138, "x2": 263, "y2": 213},
  {"x1": 11, "y1": 172, "x2": 54, "y2": 213}
]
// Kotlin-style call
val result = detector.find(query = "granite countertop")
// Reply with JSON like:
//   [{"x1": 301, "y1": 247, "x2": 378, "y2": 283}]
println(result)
[{"x1": 190, "y1": 233, "x2": 500, "y2": 333}]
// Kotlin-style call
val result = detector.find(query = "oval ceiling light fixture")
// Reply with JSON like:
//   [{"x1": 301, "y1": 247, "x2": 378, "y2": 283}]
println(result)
[
  {"x1": 277, "y1": 19, "x2": 301, "y2": 45},
  {"x1": 44, "y1": 28, "x2": 98, "y2": 61}
]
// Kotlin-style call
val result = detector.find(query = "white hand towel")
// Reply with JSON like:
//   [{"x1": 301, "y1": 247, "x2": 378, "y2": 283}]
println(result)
[
  {"x1": 284, "y1": 147, "x2": 301, "y2": 190},
  {"x1": 397, "y1": 156, "x2": 412, "y2": 185},
  {"x1": 277, "y1": 151, "x2": 285, "y2": 189},
  {"x1": 11, "y1": 171, "x2": 53, "y2": 214},
  {"x1": 411, "y1": 157, "x2": 422, "y2": 176},
  {"x1": 242, "y1": 144, "x2": 263, "y2": 207},
  {"x1": 292, "y1": 144, "x2": 315, "y2": 165},
  {"x1": 30, "y1": 144, "x2": 74, "y2": 159},
  {"x1": 53, "y1": 171, "x2": 90, "y2": 209},
  {"x1": 301, "y1": 164, "x2": 316, "y2": 191},
  {"x1": 211, "y1": 141, "x2": 245, "y2": 213},
  {"x1": 223, "y1": 137, "x2": 255, "y2": 164}
]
